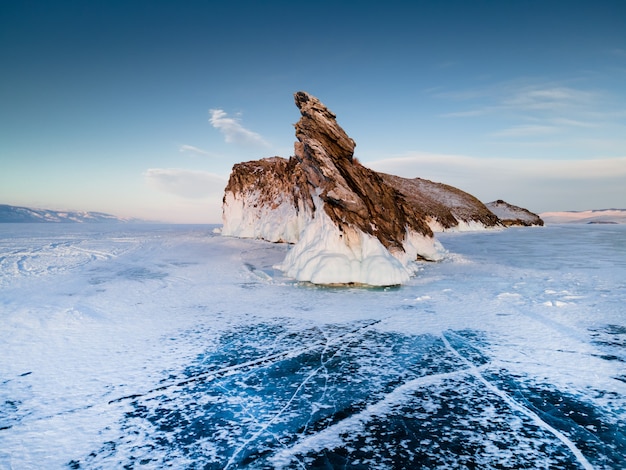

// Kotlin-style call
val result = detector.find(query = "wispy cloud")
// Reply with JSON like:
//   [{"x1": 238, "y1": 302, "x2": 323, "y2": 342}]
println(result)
[
  {"x1": 440, "y1": 108, "x2": 496, "y2": 118},
  {"x1": 491, "y1": 124, "x2": 560, "y2": 138},
  {"x1": 144, "y1": 168, "x2": 227, "y2": 199},
  {"x1": 209, "y1": 109, "x2": 270, "y2": 147},
  {"x1": 551, "y1": 118, "x2": 597, "y2": 128},
  {"x1": 502, "y1": 86, "x2": 596, "y2": 110},
  {"x1": 434, "y1": 79, "x2": 616, "y2": 147},
  {"x1": 179, "y1": 144, "x2": 216, "y2": 157},
  {"x1": 438, "y1": 82, "x2": 598, "y2": 115}
]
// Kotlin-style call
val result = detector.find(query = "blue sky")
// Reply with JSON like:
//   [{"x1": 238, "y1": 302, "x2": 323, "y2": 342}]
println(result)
[{"x1": 1, "y1": 0, "x2": 625, "y2": 223}]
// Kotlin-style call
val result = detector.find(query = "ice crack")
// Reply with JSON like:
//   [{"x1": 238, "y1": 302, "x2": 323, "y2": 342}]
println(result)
[{"x1": 441, "y1": 331, "x2": 594, "y2": 470}]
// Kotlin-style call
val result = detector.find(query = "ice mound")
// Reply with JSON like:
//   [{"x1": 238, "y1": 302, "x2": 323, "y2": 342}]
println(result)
[{"x1": 276, "y1": 196, "x2": 444, "y2": 285}]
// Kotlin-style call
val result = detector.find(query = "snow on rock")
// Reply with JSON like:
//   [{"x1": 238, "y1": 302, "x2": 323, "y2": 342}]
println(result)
[
  {"x1": 381, "y1": 174, "x2": 501, "y2": 232},
  {"x1": 221, "y1": 157, "x2": 310, "y2": 243},
  {"x1": 486, "y1": 200, "x2": 544, "y2": 227}
]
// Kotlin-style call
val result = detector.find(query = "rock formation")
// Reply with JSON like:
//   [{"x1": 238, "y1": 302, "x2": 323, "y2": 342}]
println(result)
[
  {"x1": 223, "y1": 92, "x2": 449, "y2": 285},
  {"x1": 222, "y1": 157, "x2": 308, "y2": 243},
  {"x1": 485, "y1": 200, "x2": 544, "y2": 226},
  {"x1": 222, "y1": 91, "x2": 528, "y2": 286}
]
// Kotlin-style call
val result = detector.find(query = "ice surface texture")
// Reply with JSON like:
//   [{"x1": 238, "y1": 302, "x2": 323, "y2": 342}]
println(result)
[{"x1": 1, "y1": 223, "x2": 625, "y2": 468}]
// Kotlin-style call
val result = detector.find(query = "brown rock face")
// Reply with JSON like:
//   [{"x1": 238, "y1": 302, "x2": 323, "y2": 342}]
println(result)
[
  {"x1": 225, "y1": 157, "x2": 291, "y2": 207},
  {"x1": 291, "y1": 91, "x2": 432, "y2": 253},
  {"x1": 224, "y1": 156, "x2": 307, "y2": 215},
  {"x1": 381, "y1": 174, "x2": 501, "y2": 230}
]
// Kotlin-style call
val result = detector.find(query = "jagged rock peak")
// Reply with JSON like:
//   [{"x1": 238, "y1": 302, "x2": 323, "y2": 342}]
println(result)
[{"x1": 294, "y1": 91, "x2": 356, "y2": 162}]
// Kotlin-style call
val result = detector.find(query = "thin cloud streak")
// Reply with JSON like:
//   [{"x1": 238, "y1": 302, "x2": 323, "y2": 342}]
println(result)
[
  {"x1": 436, "y1": 80, "x2": 603, "y2": 119},
  {"x1": 209, "y1": 109, "x2": 270, "y2": 147},
  {"x1": 490, "y1": 125, "x2": 561, "y2": 138},
  {"x1": 179, "y1": 144, "x2": 217, "y2": 157},
  {"x1": 144, "y1": 168, "x2": 227, "y2": 199},
  {"x1": 502, "y1": 86, "x2": 596, "y2": 110},
  {"x1": 440, "y1": 108, "x2": 496, "y2": 118},
  {"x1": 433, "y1": 79, "x2": 621, "y2": 153},
  {"x1": 551, "y1": 118, "x2": 597, "y2": 128}
]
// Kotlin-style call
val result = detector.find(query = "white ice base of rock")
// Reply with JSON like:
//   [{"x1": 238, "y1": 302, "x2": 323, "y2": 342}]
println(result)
[
  {"x1": 223, "y1": 191, "x2": 445, "y2": 286},
  {"x1": 428, "y1": 218, "x2": 499, "y2": 233},
  {"x1": 221, "y1": 191, "x2": 308, "y2": 243},
  {"x1": 277, "y1": 206, "x2": 445, "y2": 286}
]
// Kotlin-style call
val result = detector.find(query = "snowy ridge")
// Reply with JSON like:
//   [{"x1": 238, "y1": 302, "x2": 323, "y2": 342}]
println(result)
[
  {"x1": 540, "y1": 209, "x2": 626, "y2": 224},
  {"x1": 0, "y1": 204, "x2": 137, "y2": 223}
]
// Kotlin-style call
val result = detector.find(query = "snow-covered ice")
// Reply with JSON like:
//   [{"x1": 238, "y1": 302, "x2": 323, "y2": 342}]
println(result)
[{"x1": 1, "y1": 223, "x2": 625, "y2": 468}]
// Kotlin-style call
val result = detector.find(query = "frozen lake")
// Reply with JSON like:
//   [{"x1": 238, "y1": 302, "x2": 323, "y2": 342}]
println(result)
[{"x1": 1, "y1": 223, "x2": 625, "y2": 469}]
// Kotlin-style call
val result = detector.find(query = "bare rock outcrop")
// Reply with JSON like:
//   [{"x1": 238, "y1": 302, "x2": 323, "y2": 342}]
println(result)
[{"x1": 486, "y1": 200, "x2": 544, "y2": 226}]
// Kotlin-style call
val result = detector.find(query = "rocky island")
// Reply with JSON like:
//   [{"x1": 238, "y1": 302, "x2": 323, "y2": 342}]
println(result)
[
  {"x1": 222, "y1": 91, "x2": 541, "y2": 286},
  {"x1": 485, "y1": 200, "x2": 544, "y2": 227}
]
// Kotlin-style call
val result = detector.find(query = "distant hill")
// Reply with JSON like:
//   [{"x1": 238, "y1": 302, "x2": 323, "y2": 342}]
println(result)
[
  {"x1": 0, "y1": 204, "x2": 139, "y2": 223},
  {"x1": 540, "y1": 209, "x2": 626, "y2": 224}
]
